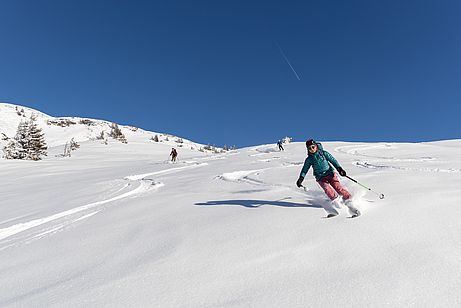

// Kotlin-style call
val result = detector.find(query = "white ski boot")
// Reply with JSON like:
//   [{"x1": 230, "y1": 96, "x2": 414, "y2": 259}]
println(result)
[
  {"x1": 344, "y1": 199, "x2": 361, "y2": 218},
  {"x1": 323, "y1": 197, "x2": 340, "y2": 218}
]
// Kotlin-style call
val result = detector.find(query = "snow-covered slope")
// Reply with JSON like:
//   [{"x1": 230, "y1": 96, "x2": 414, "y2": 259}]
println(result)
[
  {"x1": 1, "y1": 106, "x2": 461, "y2": 307},
  {"x1": 0, "y1": 102, "x2": 213, "y2": 151}
]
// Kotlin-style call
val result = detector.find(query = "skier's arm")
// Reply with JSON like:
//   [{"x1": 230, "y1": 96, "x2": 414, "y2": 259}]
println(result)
[
  {"x1": 297, "y1": 158, "x2": 311, "y2": 187},
  {"x1": 300, "y1": 158, "x2": 311, "y2": 178},
  {"x1": 323, "y1": 150, "x2": 341, "y2": 170},
  {"x1": 324, "y1": 150, "x2": 347, "y2": 176}
]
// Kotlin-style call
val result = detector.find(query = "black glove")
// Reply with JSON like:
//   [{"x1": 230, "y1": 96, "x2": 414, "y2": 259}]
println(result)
[
  {"x1": 296, "y1": 176, "x2": 304, "y2": 188},
  {"x1": 337, "y1": 167, "x2": 346, "y2": 177}
]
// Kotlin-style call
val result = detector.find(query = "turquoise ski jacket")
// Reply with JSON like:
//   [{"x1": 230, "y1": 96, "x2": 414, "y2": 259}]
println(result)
[{"x1": 299, "y1": 144, "x2": 342, "y2": 181}]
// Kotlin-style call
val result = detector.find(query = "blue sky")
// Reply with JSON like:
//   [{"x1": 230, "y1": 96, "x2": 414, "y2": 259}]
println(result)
[{"x1": 1, "y1": 0, "x2": 460, "y2": 147}]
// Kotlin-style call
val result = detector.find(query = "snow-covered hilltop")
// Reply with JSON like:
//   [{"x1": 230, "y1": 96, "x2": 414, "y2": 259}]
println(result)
[
  {"x1": 1, "y1": 103, "x2": 461, "y2": 307},
  {"x1": 0, "y1": 102, "x2": 220, "y2": 152}
]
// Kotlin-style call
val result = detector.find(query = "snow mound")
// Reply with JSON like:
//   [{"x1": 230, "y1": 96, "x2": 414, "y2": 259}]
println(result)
[{"x1": 217, "y1": 169, "x2": 262, "y2": 182}]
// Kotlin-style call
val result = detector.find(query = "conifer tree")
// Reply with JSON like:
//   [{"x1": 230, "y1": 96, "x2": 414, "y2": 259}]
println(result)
[
  {"x1": 3, "y1": 139, "x2": 20, "y2": 159},
  {"x1": 2, "y1": 117, "x2": 47, "y2": 160},
  {"x1": 28, "y1": 117, "x2": 48, "y2": 160},
  {"x1": 14, "y1": 121, "x2": 30, "y2": 159}
]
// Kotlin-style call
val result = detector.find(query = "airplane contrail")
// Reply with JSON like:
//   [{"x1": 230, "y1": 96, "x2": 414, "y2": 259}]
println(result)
[{"x1": 275, "y1": 41, "x2": 301, "y2": 81}]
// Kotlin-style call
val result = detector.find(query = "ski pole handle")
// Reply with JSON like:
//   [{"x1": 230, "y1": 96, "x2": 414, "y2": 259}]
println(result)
[{"x1": 346, "y1": 175, "x2": 358, "y2": 184}]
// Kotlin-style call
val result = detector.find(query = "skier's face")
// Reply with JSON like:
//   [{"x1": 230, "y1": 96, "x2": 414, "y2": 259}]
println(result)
[{"x1": 307, "y1": 144, "x2": 317, "y2": 154}]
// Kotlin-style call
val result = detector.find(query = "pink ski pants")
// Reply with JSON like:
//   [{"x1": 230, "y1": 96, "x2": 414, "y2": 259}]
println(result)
[{"x1": 317, "y1": 173, "x2": 351, "y2": 200}]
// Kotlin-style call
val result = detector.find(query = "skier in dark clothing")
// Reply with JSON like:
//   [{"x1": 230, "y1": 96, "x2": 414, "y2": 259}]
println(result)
[
  {"x1": 170, "y1": 148, "x2": 178, "y2": 162},
  {"x1": 277, "y1": 140, "x2": 284, "y2": 151},
  {"x1": 296, "y1": 139, "x2": 360, "y2": 218}
]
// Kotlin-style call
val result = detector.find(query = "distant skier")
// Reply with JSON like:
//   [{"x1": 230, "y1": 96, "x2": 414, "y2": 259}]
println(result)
[
  {"x1": 277, "y1": 140, "x2": 284, "y2": 151},
  {"x1": 296, "y1": 139, "x2": 360, "y2": 218},
  {"x1": 170, "y1": 148, "x2": 178, "y2": 162}
]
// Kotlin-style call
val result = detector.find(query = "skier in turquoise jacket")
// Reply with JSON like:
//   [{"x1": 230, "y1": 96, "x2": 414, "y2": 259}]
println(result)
[{"x1": 296, "y1": 139, "x2": 360, "y2": 218}]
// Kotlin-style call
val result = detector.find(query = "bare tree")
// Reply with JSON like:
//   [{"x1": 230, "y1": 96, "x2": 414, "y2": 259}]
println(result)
[{"x1": 109, "y1": 123, "x2": 127, "y2": 143}]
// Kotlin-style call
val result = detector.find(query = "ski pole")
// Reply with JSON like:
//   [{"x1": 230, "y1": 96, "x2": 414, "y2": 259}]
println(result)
[{"x1": 346, "y1": 176, "x2": 385, "y2": 199}]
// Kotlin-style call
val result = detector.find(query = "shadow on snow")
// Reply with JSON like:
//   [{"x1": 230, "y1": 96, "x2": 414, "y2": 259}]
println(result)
[{"x1": 195, "y1": 199, "x2": 322, "y2": 209}]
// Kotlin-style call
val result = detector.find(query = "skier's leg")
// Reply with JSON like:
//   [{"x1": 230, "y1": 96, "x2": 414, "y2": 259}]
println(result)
[
  {"x1": 323, "y1": 203, "x2": 339, "y2": 217},
  {"x1": 317, "y1": 177, "x2": 338, "y2": 200},
  {"x1": 330, "y1": 174, "x2": 352, "y2": 200},
  {"x1": 329, "y1": 175, "x2": 360, "y2": 216},
  {"x1": 317, "y1": 178, "x2": 339, "y2": 216}
]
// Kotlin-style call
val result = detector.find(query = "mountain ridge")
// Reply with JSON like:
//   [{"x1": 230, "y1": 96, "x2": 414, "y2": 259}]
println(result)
[{"x1": 0, "y1": 102, "x2": 220, "y2": 153}]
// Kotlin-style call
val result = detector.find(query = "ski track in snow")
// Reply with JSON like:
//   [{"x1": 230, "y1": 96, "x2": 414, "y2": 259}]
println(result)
[
  {"x1": 335, "y1": 144, "x2": 460, "y2": 173},
  {"x1": 334, "y1": 144, "x2": 436, "y2": 162},
  {"x1": 73, "y1": 211, "x2": 101, "y2": 222},
  {"x1": 0, "y1": 162, "x2": 210, "y2": 249},
  {"x1": 257, "y1": 157, "x2": 286, "y2": 163},
  {"x1": 124, "y1": 162, "x2": 207, "y2": 180},
  {"x1": 248, "y1": 147, "x2": 281, "y2": 157},
  {"x1": 1, "y1": 181, "x2": 167, "y2": 250},
  {"x1": 354, "y1": 161, "x2": 461, "y2": 173},
  {"x1": 258, "y1": 159, "x2": 272, "y2": 163},
  {"x1": 32, "y1": 225, "x2": 68, "y2": 240}
]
